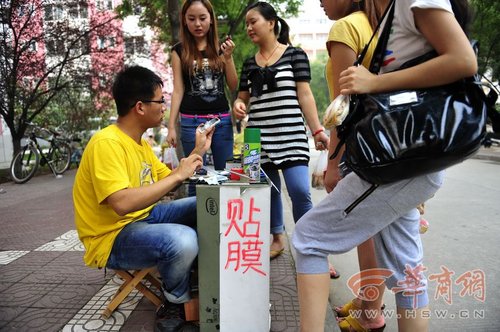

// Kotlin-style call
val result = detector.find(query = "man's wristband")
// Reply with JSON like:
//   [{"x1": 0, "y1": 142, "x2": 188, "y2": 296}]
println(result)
[{"x1": 312, "y1": 128, "x2": 324, "y2": 137}]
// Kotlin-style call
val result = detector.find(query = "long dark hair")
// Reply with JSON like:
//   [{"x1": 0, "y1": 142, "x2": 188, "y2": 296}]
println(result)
[
  {"x1": 246, "y1": 2, "x2": 291, "y2": 45},
  {"x1": 179, "y1": 0, "x2": 223, "y2": 74}
]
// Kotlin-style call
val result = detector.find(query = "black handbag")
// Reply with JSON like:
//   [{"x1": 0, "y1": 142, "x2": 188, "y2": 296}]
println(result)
[{"x1": 332, "y1": 0, "x2": 489, "y2": 185}]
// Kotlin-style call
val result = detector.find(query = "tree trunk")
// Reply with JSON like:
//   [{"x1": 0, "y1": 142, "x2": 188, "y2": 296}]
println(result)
[
  {"x1": 168, "y1": 0, "x2": 180, "y2": 43},
  {"x1": 11, "y1": 131, "x2": 23, "y2": 159}
]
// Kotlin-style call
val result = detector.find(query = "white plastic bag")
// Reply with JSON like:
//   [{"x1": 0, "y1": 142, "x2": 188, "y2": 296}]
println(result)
[
  {"x1": 311, "y1": 150, "x2": 328, "y2": 189},
  {"x1": 323, "y1": 94, "x2": 350, "y2": 129},
  {"x1": 163, "y1": 147, "x2": 179, "y2": 169}
]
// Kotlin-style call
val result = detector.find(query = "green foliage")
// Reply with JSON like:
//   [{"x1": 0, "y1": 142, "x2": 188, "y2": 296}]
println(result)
[
  {"x1": 37, "y1": 85, "x2": 114, "y2": 135},
  {"x1": 117, "y1": 0, "x2": 301, "y2": 74},
  {"x1": 309, "y1": 53, "x2": 330, "y2": 121},
  {"x1": 470, "y1": 0, "x2": 500, "y2": 81}
]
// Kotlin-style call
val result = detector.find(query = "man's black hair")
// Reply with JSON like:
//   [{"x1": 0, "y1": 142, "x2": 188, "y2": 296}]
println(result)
[{"x1": 112, "y1": 66, "x2": 164, "y2": 116}]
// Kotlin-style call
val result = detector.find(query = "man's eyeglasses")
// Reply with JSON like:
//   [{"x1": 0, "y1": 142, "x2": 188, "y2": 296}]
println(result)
[{"x1": 141, "y1": 96, "x2": 166, "y2": 105}]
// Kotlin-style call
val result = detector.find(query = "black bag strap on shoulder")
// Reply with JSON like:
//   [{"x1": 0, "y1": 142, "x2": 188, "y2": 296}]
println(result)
[
  {"x1": 368, "y1": 0, "x2": 396, "y2": 73},
  {"x1": 330, "y1": 0, "x2": 395, "y2": 161},
  {"x1": 354, "y1": 0, "x2": 395, "y2": 67}
]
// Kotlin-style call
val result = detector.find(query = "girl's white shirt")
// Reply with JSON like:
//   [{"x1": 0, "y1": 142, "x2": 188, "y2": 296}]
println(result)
[{"x1": 381, "y1": 0, "x2": 453, "y2": 73}]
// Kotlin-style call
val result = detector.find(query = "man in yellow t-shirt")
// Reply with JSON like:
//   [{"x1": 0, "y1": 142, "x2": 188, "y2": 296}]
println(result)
[{"x1": 73, "y1": 66, "x2": 213, "y2": 327}]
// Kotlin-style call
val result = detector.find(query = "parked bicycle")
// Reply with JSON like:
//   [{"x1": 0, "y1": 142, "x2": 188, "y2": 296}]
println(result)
[{"x1": 10, "y1": 122, "x2": 72, "y2": 184}]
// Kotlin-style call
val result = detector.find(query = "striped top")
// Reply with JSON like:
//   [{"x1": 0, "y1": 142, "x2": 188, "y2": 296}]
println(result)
[{"x1": 239, "y1": 46, "x2": 311, "y2": 167}]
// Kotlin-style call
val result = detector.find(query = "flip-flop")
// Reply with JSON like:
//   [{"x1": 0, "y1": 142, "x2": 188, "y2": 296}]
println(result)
[
  {"x1": 338, "y1": 315, "x2": 386, "y2": 332},
  {"x1": 270, "y1": 248, "x2": 284, "y2": 259},
  {"x1": 335, "y1": 300, "x2": 386, "y2": 318}
]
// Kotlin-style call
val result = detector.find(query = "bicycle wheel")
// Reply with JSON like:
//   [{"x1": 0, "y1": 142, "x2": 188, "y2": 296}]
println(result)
[
  {"x1": 51, "y1": 141, "x2": 71, "y2": 174},
  {"x1": 10, "y1": 145, "x2": 40, "y2": 184}
]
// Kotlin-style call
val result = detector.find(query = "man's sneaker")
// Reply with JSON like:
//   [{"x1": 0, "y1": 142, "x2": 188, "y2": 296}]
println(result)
[{"x1": 155, "y1": 301, "x2": 185, "y2": 332}]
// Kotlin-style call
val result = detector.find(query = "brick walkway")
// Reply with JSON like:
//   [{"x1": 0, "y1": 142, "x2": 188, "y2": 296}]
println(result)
[{"x1": 0, "y1": 170, "x2": 302, "y2": 331}]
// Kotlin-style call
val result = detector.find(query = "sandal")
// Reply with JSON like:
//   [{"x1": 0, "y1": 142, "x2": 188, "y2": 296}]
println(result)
[
  {"x1": 335, "y1": 300, "x2": 386, "y2": 318},
  {"x1": 270, "y1": 248, "x2": 284, "y2": 259},
  {"x1": 335, "y1": 299, "x2": 360, "y2": 318},
  {"x1": 338, "y1": 315, "x2": 385, "y2": 332}
]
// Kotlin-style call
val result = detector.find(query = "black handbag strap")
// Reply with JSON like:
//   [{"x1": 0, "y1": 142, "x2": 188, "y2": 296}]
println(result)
[
  {"x1": 330, "y1": 1, "x2": 396, "y2": 161},
  {"x1": 355, "y1": 0, "x2": 395, "y2": 68},
  {"x1": 368, "y1": 0, "x2": 396, "y2": 73}
]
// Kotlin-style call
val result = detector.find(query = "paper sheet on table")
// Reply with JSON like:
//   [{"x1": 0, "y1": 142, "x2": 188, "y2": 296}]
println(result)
[{"x1": 196, "y1": 174, "x2": 228, "y2": 185}]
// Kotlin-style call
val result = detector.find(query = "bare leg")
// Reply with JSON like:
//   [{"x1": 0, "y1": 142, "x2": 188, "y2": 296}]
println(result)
[
  {"x1": 297, "y1": 273, "x2": 330, "y2": 332},
  {"x1": 336, "y1": 238, "x2": 385, "y2": 329},
  {"x1": 358, "y1": 238, "x2": 385, "y2": 326},
  {"x1": 397, "y1": 306, "x2": 429, "y2": 332},
  {"x1": 270, "y1": 233, "x2": 285, "y2": 252}
]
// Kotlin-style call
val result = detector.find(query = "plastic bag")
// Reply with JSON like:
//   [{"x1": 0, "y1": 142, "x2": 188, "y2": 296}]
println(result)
[
  {"x1": 163, "y1": 147, "x2": 179, "y2": 169},
  {"x1": 311, "y1": 150, "x2": 328, "y2": 189},
  {"x1": 323, "y1": 94, "x2": 350, "y2": 130}
]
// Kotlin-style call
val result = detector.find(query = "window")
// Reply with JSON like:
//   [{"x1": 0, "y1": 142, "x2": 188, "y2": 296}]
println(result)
[
  {"x1": 28, "y1": 40, "x2": 37, "y2": 52},
  {"x1": 69, "y1": 2, "x2": 88, "y2": 19},
  {"x1": 46, "y1": 39, "x2": 65, "y2": 56},
  {"x1": 45, "y1": 4, "x2": 63, "y2": 21},
  {"x1": 107, "y1": 36, "x2": 115, "y2": 48},
  {"x1": 79, "y1": 37, "x2": 90, "y2": 53},
  {"x1": 96, "y1": 36, "x2": 115, "y2": 50},
  {"x1": 96, "y1": 0, "x2": 113, "y2": 11},
  {"x1": 298, "y1": 34, "x2": 313, "y2": 41},
  {"x1": 98, "y1": 73, "x2": 108, "y2": 88},
  {"x1": 124, "y1": 36, "x2": 148, "y2": 55},
  {"x1": 69, "y1": 37, "x2": 90, "y2": 56},
  {"x1": 316, "y1": 33, "x2": 328, "y2": 41},
  {"x1": 96, "y1": 36, "x2": 105, "y2": 50},
  {"x1": 18, "y1": 4, "x2": 25, "y2": 16}
]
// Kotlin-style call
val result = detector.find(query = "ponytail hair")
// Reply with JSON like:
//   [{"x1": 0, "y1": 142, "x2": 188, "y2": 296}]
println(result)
[
  {"x1": 246, "y1": 1, "x2": 291, "y2": 45},
  {"x1": 276, "y1": 17, "x2": 291, "y2": 45}
]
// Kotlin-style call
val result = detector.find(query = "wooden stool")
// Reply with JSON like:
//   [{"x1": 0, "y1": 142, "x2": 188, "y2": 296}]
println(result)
[{"x1": 101, "y1": 267, "x2": 163, "y2": 319}]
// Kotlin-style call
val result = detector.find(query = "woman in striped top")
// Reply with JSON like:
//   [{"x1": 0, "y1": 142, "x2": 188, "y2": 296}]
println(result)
[{"x1": 233, "y1": 2, "x2": 329, "y2": 259}]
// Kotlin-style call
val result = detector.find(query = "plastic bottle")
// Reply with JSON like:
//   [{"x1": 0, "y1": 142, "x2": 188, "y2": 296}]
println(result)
[{"x1": 243, "y1": 128, "x2": 261, "y2": 182}]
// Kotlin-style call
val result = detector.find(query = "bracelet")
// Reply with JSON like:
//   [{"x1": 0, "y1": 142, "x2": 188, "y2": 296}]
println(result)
[{"x1": 312, "y1": 128, "x2": 324, "y2": 137}]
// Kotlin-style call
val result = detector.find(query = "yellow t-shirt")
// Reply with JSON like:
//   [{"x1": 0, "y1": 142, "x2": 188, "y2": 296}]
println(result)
[
  {"x1": 325, "y1": 11, "x2": 377, "y2": 100},
  {"x1": 73, "y1": 124, "x2": 171, "y2": 268}
]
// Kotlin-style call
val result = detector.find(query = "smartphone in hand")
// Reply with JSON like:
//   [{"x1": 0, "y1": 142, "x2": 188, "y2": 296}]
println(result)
[
  {"x1": 198, "y1": 117, "x2": 221, "y2": 133},
  {"x1": 218, "y1": 35, "x2": 232, "y2": 56}
]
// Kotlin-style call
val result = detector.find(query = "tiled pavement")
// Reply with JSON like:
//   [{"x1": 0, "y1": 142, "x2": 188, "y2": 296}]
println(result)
[
  {"x1": 2, "y1": 145, "x2": 497, "y2": 331},
  {"x1": 0, "y1": 169, "x2": 304, "y2": 332}
]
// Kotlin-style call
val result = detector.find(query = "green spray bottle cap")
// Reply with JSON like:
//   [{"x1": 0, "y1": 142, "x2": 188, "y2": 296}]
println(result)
[{"x1": 244, "y1": 128, "x2": 260, "y2": 143}]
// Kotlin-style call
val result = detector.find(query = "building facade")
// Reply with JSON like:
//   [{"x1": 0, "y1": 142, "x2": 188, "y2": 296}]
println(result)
[
  {"x1": 0, "y1": 0, "x2": 173, "y2": 168},
  {"x1": 287, "y1": 0, "x2": 332, "y2": 61}
]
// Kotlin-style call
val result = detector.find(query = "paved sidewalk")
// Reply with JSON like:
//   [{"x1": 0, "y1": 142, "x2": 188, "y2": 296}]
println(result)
[
  {"x1": 0, "y1": 169, "x2": 331, "y2": 332},
  {"x1": 0, "y1": 145, "x2": 498, "y2": 331}
]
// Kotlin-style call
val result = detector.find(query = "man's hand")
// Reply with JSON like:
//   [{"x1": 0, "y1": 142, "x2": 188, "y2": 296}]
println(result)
[
  {"x1": 171, "y1": 154, "x2": 203, "y2": 182},
  {"x1": 191, "y1": 124, "x2": 214, "y2": 156}
]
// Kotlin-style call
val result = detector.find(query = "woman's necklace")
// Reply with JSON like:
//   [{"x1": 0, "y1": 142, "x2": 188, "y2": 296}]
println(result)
[{"x1": 259, "y1": 43, "x2": 280, "y2": 66}]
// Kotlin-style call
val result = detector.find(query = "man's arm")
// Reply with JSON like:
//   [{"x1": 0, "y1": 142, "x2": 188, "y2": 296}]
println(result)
[
  {"x1": 105, "y1": 154, "x2": 203, "y2": 216},
  {"x1": 105, "y1": 125, "x2": 214, "y2": 216}
]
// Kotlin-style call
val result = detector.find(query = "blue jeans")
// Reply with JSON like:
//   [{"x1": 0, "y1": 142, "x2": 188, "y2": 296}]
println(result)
[
  {"x1": 264, "y1": 164, "x2": 313, "y2": 234},
  {"x1": 106, "y1": 197, "x2": 198, "y2": 304},
  {"x1": 180, "y1": 114, "x2": 234, "y2": 170}
]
